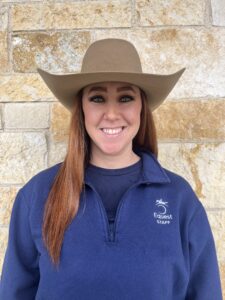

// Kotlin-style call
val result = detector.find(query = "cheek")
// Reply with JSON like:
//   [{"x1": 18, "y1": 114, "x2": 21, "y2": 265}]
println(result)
[
  {"x1": 83, "y1": 105, "x2": 101, "y2": 128},
  {"x1": 126, "y1": 104, "x2": 141, "y2": 122}
]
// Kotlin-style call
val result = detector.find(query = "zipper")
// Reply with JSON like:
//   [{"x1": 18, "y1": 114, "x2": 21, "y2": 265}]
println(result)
[
  {"x1": 86, "y1": 180, "x2": 151, "y2": 243},
  {"x1": 89, "y1": 186, "x2": 117, "y2": 242}
]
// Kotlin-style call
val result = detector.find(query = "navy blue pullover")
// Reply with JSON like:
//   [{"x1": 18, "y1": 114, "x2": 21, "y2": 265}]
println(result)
[{"x1": 0, "y1": 148, "x2": 222, "y2": 299}]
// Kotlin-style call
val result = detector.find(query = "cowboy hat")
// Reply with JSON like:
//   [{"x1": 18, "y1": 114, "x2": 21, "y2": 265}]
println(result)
[{"x1": 37, "y1": 38, "x2": 185, "y2": 112}]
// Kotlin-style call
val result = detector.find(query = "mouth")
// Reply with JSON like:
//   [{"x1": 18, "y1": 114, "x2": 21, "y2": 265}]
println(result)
[{"x1": 100, "y1": 126, "x2": 126, "y2": 137}]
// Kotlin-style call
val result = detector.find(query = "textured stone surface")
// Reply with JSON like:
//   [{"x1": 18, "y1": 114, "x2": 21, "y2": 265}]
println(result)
[
  {"x1": 153, "y1": 99, "x2": 225, "y2": 140},
  {"x1": 0, "y1": 186, "x2": 20, "y2": 226},
  {"x1": 211, "y1": 0, "x2": 225, "y2": 26},
  {"x1": 0, "y1": 0, "x2": 41, "y2": 2},
  {"x1": 0, "y1": 4, "x2": 8, "y2": 31},
  {"x1": 135, "y1": 0, "x2": 205, "y2": 26},
  {"x1": 207, "y1": 211, "x2": 225, "y2": 262},
  {"x1": 12, "y1": 28, "x2": 225, "y2": 97},
  {"x1": 50, "y1": 102, "x2": 70, "y2": 142},
  {"x1": 12, "y1": 1, "x2": 131, "y2": 30},
  {"x1": 48, "y1": 138, "x2": 68, "y2": 166},
  {"x1": 95, "y1": 27, "x2": 225, "y2": 98},
  {"x1": 0, "y1": 31, "x2": 8, "y2": 73},
  {"x1": 0, "y1": 74, "x2": 54, "y2": 102},
  {"x1": 0, "y1": 228, "x2": 8, "y2": 257},
  {"x1": 5, "y1": 103, "x2": 49, "y2": 129},
  {"x1": 207, "y1": 211, "x2": 225, "y2": 297},
  {"x1": 158, "y1": 143, "x2": 225, "y2": 208},
  {"x1": 219, "y1": 262, "x2": 225, "y2": 300},
  {"x1": 0, "y1": 227, "x2": 8, "y2": 275},
  {"x1": 12, "y1": 31, "x2": 91, "y2": 72},
  {"x1": 0, "y1": 105, "x2": 2, "y2": 129},
  {"x1": 12, "y1": 3, "x2": 42, "y2": 30},
  {"x1": 0, "y1": 252, "x2": 5, "y2": 277},
  {"x1": 0, "y1": 132, "x2": 47, "y2": 184}
]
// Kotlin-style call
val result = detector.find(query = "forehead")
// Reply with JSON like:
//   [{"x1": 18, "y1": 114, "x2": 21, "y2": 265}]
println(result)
[{"x1": 83, "y1": 81, "x2": 139, "y2": 93}]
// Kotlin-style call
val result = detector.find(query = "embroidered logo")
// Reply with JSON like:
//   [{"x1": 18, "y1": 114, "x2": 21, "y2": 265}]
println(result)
[{"x1": 153, "y1": 199, "x2": 173, "y2": 225}]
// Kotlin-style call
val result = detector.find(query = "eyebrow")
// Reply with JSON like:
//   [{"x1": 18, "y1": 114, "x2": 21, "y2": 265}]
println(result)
[{"x1": 87, "y1": 85, "x2": 137, "y2": 94}]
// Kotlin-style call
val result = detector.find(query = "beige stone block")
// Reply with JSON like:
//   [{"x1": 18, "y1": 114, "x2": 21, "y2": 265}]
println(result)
[
  {"x1": 0, "y1": 251, "x2": 5, "y2": 276},
  {"x1": 135, "y1": 0, "x2": 205, "y2": 26},
  {"x1": 48, "y1": 139, "x2": 67, "y2": 166},
  {"x1": 0, "y1": 227, "x2": 8, "y2": 254},
  {"x1": 95, "y1": 27, "x2": 225, "y2": 98},
  {"x1": 0, "y1": 0, "x2": 41, "y2": 2},
  {"x1": 207, "y1": 211, "x2": 225, "y2": 262},
  {"x1": 0, "y1": 187, "x2": 20, "y2": 226},
  {"x1": 12, "y1": 3, "x2": 43, "y2": 31},
  {"x1": 0, "y1": 31, "x2": 8, "y2": 73},
  {"x1": 0, "y1": 132, "x2": 47, "y2": 184},
  {"x1": 211, "y1": 0, "x2": 225, "y2": 26},
  {"x1": 5, "y1": 103, "x2": 49, "y2": 129},
  {"x1": 0, "y1": 74, "x2": 54, "y2": 102},
  {"x1": 158, "y1": 143, "x2": 225, "y2": 208},
  {"x1": 219, "y1": 262, "x2": 225, "y2": 299},
  {"x1": 12, "y1": 31, "x2": 91, "y2": 72},
  {"x1": 153, "y1": 99, "x2": 225, "y2": 140},
  {"x1": 0, "y1": 4, "x2": 8, "y2": 31},
  {"x1": 0, "y1": 227, "x2": 8, "y2": 274},
  {"x1": 50, "y1": 102, "x2": 70, "y2": 142},
  {"x1": 12, "y1": 1, "x2": 131, "y2": 31},
  {"x1": 0, "y1": 105, "x2": 2, "y2": 129}
]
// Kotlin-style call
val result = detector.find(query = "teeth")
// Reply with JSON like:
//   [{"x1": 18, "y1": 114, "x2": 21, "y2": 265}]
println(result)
[{"x1": 102, "y1": 127, "x2": 123, "y2": 135}]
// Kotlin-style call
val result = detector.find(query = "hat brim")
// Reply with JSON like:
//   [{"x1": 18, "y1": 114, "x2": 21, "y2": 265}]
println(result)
[{"x1": 37, "y1": 67, "x2": 185, "y2": 112}]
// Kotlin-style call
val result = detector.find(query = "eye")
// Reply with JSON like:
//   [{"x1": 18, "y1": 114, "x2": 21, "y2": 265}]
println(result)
[
  {"x1": 120, "y1": 95, "x2": 134, "y2": 102},
  {"x1": 89, "y1": 95, "x2": 103, "y2": 102},
  {"x1": 88, "y1": 95, "x2": 134, "y2": 103}
]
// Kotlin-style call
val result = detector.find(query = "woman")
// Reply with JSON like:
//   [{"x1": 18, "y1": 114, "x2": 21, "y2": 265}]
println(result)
[{"x1": 0, "y1": 38, "x2": 222, "y2": 299}]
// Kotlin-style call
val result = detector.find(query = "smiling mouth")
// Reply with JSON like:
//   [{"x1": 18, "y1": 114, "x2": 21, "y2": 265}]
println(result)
[{"x1": 100, "y1": 126, "x2": 126, "y2": 136}]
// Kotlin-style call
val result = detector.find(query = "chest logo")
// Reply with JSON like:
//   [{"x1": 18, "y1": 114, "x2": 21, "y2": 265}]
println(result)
[{"x1": 153, "y1": 199, "x2": 173, "y2": 225}]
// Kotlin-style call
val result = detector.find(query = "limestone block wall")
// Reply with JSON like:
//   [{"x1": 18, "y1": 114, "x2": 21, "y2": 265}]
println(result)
[{"x1": 0, "y1": 0, "x2": 225, "y2": 296}]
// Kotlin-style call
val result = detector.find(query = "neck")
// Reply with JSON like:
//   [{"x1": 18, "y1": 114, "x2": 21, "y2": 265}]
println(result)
[{"x1": 89, "y1": 149, "x2": 140, "y2": 169}]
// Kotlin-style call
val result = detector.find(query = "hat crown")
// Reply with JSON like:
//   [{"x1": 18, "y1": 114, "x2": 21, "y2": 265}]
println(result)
[{"x1": 81, "y1": 38, "x2": 142, "y2": 73}]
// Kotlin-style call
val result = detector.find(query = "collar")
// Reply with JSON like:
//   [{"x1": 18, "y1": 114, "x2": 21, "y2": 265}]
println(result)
[
  {"x1": 84, "y1": 147, "x2": 171, "y2": 185},
  {"x1": 134, "y1": 147, "x2": 171, "y2": 184}
]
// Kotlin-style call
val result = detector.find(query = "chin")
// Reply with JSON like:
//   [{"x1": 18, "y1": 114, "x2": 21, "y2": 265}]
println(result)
[
  {"x1": 99, "y1": 143, "x2": 130, "y2": 156},
  {"x1": 101, "y1": 146, "x2": 122, "y2": 155}
]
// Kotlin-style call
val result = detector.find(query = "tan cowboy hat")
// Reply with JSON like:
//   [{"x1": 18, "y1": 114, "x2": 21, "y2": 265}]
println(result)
[{"x1": 37, "y1": 38, "x2": 185, "y2": 112}]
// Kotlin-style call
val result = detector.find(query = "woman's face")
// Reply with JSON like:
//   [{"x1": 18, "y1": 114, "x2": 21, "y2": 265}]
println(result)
[{"x1": 81, "y1": 81, "x2": 142, "y2": 162}]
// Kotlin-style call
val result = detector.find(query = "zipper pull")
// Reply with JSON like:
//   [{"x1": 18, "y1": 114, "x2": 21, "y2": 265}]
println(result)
[{"x1": 109, "y1": 229, "x2": 114, "y2": 242}]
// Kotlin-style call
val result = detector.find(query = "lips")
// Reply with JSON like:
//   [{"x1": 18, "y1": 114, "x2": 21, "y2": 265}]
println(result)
[{"x1": 100, "y1": 126, "x2": 126, "y2": 137}]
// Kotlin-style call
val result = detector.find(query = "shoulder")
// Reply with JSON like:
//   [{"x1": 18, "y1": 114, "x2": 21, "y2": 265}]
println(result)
[
  {"x1": 153, "y1": 166, "x2": 210, "y2": 230},
  {"x1": 19, "y1": 162, "x2": 63, "y2": 207},
  {"x1": 163, "y1": 167, "x2": 195, "y2": 192},
  {"x1": 141, "y1": 148, "x2": 202, "y2": 212},
  {"x1": 160, "y1": 166, "x2": 203, "y2": 216},
  {"x1": 24, "y1": 161, "x2": 62, "y2": 188}
]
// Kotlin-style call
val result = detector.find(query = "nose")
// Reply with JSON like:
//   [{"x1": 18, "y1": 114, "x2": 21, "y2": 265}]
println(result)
[{"x1": 103, "y1": 103, "x2": 120, "y2": 120}]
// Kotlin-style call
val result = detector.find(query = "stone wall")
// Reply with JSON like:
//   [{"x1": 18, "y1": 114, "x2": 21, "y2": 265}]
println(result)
[{"x1": 0, "y1": 0, "x2": 225, "y2": 296}]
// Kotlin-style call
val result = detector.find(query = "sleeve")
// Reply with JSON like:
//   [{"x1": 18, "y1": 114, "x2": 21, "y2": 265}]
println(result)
[
  {"x1": 0, "y1": 189, "x2": 40, "y2": 300},
  {"x1": 185, "y1": 202, "x2": 223, "y2": 300}
]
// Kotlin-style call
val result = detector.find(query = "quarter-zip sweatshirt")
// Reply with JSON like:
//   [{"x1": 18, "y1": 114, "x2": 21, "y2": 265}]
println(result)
[{"x1": 0, "y1": 148, "x2": 222, "y2": 299}]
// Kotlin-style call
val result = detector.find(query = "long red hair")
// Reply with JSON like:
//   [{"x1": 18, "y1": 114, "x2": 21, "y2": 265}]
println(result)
[{"x1": 42, "y1": 87, "x2": 158, "y2": 267}]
